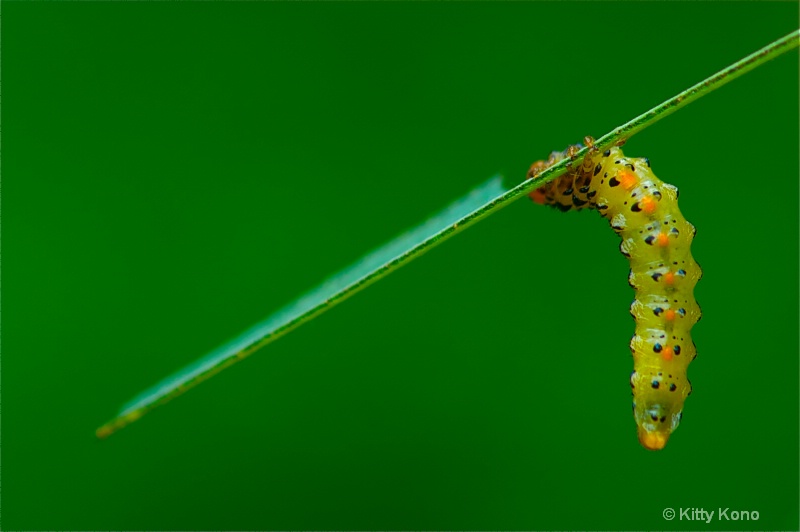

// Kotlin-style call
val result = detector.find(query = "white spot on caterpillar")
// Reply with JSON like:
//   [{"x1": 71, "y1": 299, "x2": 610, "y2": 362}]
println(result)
[
  {"x1": 620, "y1": 238, "x2": 635, "y2": 257},
  {"x1": 611, "y1": 213, "x2": 627, "y2": 232}
]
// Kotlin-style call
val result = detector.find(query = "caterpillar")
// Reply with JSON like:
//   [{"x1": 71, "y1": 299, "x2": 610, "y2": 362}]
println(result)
[{"x1": 527, "y1": 139, "x2": 701, "y2": 451}]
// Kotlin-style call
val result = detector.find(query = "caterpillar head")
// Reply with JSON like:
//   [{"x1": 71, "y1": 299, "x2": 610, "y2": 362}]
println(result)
[{"x1": 633, "y1": 400, "x2": 683, "y2": 450}]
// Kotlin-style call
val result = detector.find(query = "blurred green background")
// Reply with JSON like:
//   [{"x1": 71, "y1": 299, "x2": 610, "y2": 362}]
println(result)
[{"x1": 4, "y1": 3, "x2": 798, "y2": 530}]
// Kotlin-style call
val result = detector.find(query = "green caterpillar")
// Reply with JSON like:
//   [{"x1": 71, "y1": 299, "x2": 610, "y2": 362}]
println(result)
[{"x1": 527, "y1": 140, "x2": 701, "y2": 450}]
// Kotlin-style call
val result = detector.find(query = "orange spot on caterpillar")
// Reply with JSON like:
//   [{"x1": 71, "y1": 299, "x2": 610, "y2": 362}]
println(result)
[
  {"x1": 665, "y1": 309, "x2": 676, "y2": 321},
  {"x1": 664, "y1": 272, "x2": 675, "y2": 285},
  {"x1": 618, "y1": 170, "x2": 637, "y2": 190},
  {"x1": 639, "y1": 195, "x2": 657, "y2": 214},
  {"x1": 656, "y1": 233, "x2": 670, "y2": 247},
  {"x1": 529, "y1": 189, "x2": 547, "y2": 205},
  {"x1": 661, "y1": 345, "x2": 674, "y2": 361}
]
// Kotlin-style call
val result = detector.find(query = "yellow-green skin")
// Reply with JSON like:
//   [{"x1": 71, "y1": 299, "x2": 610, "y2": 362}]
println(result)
[{"x1": 528, "y1": 146, "x2": 701, "y2": 450}]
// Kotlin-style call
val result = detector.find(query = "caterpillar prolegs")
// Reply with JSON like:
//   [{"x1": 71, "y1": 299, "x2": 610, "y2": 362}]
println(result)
[{"x1": 527, "y1": 139, "x2": 701, "y2": 451}]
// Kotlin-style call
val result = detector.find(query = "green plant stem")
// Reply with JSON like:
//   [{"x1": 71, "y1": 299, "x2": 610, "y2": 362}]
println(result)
[
  {"x1": 588, "y1": 29, "x2": 800, "y2": 158},
  {"x1": 515, "y1": 28, "x2": 800, "y2": 197},
  {"x1": 97, "y1": 29, "x2": 799, "y2": 438}
]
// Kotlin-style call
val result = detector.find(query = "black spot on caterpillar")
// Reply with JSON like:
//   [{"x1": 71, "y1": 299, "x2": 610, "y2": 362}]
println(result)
[{"x1": 526, "y1": 139, "x2": 701, "y2": 451}]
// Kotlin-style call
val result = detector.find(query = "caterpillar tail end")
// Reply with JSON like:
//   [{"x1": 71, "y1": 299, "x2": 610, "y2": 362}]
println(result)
[{"x1": 637, "y1": 427, "x2": 670, "y2": 451}]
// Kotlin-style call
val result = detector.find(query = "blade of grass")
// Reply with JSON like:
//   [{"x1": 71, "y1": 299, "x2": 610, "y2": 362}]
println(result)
[
  {"x1": 523, "y1": 29, "x2": 800, "y2": 186},
  {"x1": 97, "y1": 176, "x2": 509, "y2": 437},
  {"x1": 98, "y1": 29, "x2": 799, "y2": 438}
]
